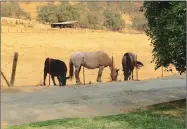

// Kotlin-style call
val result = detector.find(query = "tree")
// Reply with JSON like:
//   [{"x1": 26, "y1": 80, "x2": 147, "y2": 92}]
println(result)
[
  {"x1": 142, "y1": 1, "x2": 186, "y2": 74},
  {"x1": 57, "y1": 3, "x2": 80, "y2": 22},
  {"x1": 1, "y1": 3, "x2": 12, "y2": 17},
  {"x1": 37, "y1": 3, "x2": 80, "y2": 23},
  {"x1": 1, "y1": 2, "x2": 31, "y2": 20},
  {"x1": 103, "y1": 9, "x2": 124, "y2": 31},
  {"x1": 87, "y1": 11, "x2": 104, "y2": 29},
  {"x1": 131, "y1": 12, "x2": 148, "y2": 31},
  {"x1": 37, "y1": 4, "x2": 58, "y2": 23},
  {"x1": 87, "y1": 2, "x2": 104, "y2": 12}
]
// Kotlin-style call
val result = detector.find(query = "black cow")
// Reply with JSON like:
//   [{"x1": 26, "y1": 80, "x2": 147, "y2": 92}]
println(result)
[{"x1": 43, "y1": 58, "x2": 70, "y2": 86}]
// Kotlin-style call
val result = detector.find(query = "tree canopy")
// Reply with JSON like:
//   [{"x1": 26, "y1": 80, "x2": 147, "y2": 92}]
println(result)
[
  {"x1": 36, "y1": 2, "x2": 138, "y2": 31},
  {"x1": 2, "y1": 2, "x2": 31, "y2": 20},
  {"x1": 142, "y1": 1, "x2": 186, "y2": 74}
]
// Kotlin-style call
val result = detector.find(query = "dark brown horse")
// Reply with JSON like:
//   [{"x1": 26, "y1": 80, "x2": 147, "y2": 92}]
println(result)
[
  {"x1": 69, "y1": 51, "x2": 119, "y2": 84},
  {"x1": 122, "y1": 52, "x2": 144, "y2": 81}
]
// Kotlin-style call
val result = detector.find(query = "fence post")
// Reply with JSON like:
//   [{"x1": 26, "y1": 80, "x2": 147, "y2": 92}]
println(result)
[
  {"x1": 83, "y1": 57, "x2": 85, "y2": 85},
  {"x1": 136, "y1": 54, "x2": 138, "y2": 80},
  {"x1": 112, "y1": 56, "x2": 113, "y2": 81},
  {"x1": 10, "y1": 52, "x2": 19, "y2": 87},
  {"x1": 161, "y1": 66, "x2": 164, "y2": 78},
  {"x1": 1, "y1": 71, "x2": 10, "y2": 87}
]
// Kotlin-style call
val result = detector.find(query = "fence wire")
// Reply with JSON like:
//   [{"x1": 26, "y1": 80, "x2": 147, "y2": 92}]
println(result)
[
  {"x1": 2, "y1": 27, "x2": 108, "y2": 34},
  {"x1": 1, "y1": 50, "x2": 175, "y2": 87}
]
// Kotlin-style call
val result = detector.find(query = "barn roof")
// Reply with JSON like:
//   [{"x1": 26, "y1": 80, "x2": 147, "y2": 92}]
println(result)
[{"x1": 51, "y1": 21, "x2": 79, "y2": 25}]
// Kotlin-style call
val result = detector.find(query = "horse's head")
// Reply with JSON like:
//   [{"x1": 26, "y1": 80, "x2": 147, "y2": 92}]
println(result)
[{"x1": 110, "y1": 68, "x2": 119, "y2": 81}]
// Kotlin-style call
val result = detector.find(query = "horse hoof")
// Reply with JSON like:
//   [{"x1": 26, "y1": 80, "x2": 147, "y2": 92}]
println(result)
[{"x1": 96, "y1": 80, "x2": 102, "y2": 82}]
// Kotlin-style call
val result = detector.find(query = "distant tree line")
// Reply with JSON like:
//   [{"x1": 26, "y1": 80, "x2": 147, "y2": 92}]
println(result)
[
  {"x1": 1, "y1": 2, "x2": 31, "y2": 20},
  {"x1": 36, "y1": 2, "x2": 147, "y2": 31},
  {"x1": 1, "y1": 2, "x2": 148, "y2": 32}
]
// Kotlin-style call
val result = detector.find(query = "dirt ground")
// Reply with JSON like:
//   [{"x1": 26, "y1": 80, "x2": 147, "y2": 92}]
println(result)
[
  {"x1": 2, "y1": 75, "x2": 186, "y2": 128},
  {"x1": 1, "y1": 30, "x2": 177, "y2": 86}
]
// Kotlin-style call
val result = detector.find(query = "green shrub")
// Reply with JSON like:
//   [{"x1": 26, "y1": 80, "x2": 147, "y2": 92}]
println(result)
[
  {"x1": 103, "y1": 9, "x2": 124, "y2": 31},
  {"x1": 143, "y1": 1, "x2": 186, "y2": 73},
  {"x1": 1, "y1": 2, "x2": 31, "y2": 20}
]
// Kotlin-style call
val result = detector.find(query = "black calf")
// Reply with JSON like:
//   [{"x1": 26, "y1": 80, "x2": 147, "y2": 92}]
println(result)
[{"x1": 43, "y1": 58, "x2": 69, "y2": 86}]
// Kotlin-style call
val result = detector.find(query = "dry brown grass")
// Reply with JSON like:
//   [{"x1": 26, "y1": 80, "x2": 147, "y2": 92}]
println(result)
[
  {"x1": 1, "y1": 17, "x2": 50, "y2": 30},
  {"x1": 1, "y1": 26, "x2": 177, "y2": 87},
  {"x1": 18, "y1": 2, "x2": 55, "y2": 20}
]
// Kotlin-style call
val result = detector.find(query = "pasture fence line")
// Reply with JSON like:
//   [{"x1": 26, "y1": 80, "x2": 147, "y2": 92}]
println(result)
[
  {"x1": 2, "y1": 27, "x2": 109, "y2": 34},
  {"x1": 1, "y1": 51, "x2": 175, "y2": 87}
]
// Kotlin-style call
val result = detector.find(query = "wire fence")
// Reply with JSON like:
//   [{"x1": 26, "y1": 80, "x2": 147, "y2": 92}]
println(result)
[
  {"x1": 1, "y1": 26, "x2": 145, "y2": 35},
  {"x1": 2, "y1": 27, "x2": 109, "y2": 34},
  {"x1": 1, "y1": 51, "x2": 175, "y2": 87}
]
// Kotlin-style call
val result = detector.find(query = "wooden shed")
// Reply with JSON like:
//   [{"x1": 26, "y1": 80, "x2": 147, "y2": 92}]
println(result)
[{"x1": 51, "y1": 21, "x2": 79, "y2": 28}]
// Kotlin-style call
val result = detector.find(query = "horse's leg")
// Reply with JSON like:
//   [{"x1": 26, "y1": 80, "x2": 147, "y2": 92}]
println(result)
[
  {"x1": 77, "y1": 66, "x2": 82, "y2": 84},
  {"x1": 97, "y1": 66, "x2": 104, "y2": 82},
  {"x1": 63, "y1": 75, "x2": 67, "y2": 86},
  {"x1": 51, "y1": 75, "x2": 56, "y2": 85},
  {"x1": 132, "y1": 68, "x2": 134, "y2": 80},
  {"x1": 60, "y1": 72, "x2": 67, "y2": 86},
  {"x1": 57, "y1": 76, "x2": 61, "y2": 86},
  {"x1": 75, "y1": 65, "x2": 82, "y2": 85},
  {"x1": 129, "y1": 72, "x2": 131, "y2": 80},
  {"x1": 123, "y1": 70, "x2": 129, "y2": 81},
  {"x1": 43, "y1": 67, "x2": 47, "y2": 85},
  {"x1": 124, "y1": 75, "x2": 126, "y2": 81}
]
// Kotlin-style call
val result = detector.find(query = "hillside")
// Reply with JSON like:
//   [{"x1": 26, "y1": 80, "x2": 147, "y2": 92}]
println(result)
[
  {"x1": 18, "y1": 2, "x2": 62, "y2": 20},
  {"x1": 2, "y1": 1, "x2": 146, "y2": 32},
  {"x1": 17, "y1": 2, "x2": 142, "y2": 20}
]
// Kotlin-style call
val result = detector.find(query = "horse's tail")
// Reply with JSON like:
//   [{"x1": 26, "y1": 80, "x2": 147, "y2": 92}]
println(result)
[
  {"x1": 69, "y1": 58, "x2": 74, "y2": 80},
  {"x1": 123, "y1": 53, "x2": 131, "y2": 80},
  {"x1": 126, "y1": 53, "x2": 132, "y2": 77},
  {"x1": 136, "y1": 61, "x2": 144, "y2": 69}
]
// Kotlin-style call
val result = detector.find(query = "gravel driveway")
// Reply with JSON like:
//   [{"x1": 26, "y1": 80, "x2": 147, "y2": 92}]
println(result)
[{"x1": 2, "y1": 75, "x2": 186, "y2": 128}]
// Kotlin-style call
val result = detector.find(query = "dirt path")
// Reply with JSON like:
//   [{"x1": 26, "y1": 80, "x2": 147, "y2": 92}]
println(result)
[{"x1": 2, "y1": 75, "x2": 186, "y2": 128}]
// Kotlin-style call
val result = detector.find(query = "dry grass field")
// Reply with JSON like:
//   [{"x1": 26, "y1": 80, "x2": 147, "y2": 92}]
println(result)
[{"x1": 1, "y1": 27, "x2": 177, "y2": 87}]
